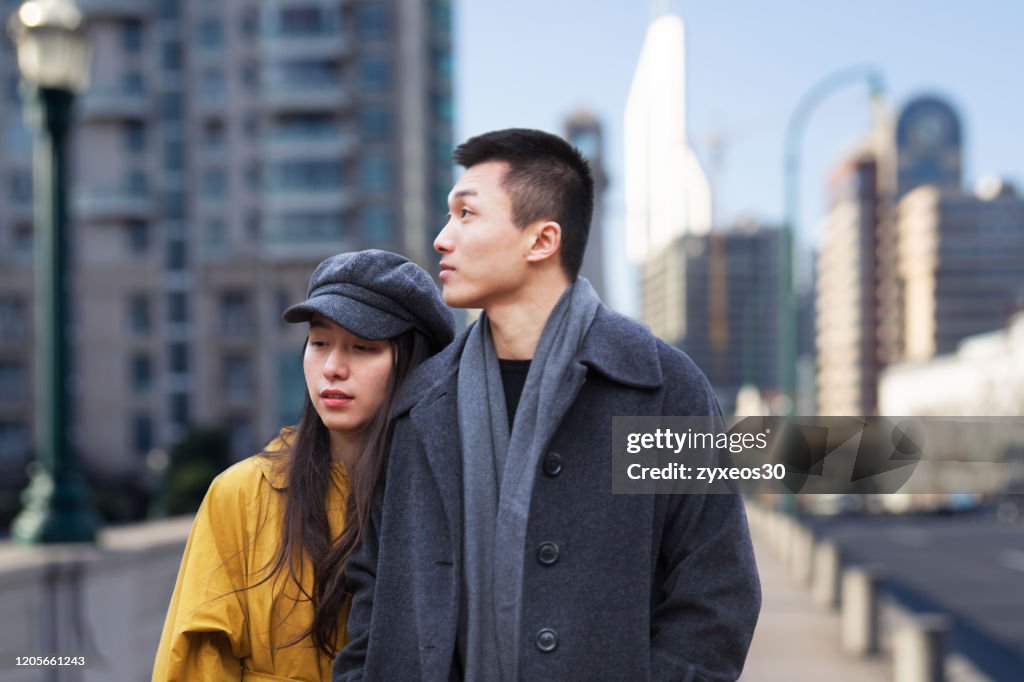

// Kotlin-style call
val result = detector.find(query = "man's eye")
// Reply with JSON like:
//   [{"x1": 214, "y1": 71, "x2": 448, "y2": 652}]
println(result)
[{"x1": 461, "y1": 208, "x2": 472, "y2": 218}]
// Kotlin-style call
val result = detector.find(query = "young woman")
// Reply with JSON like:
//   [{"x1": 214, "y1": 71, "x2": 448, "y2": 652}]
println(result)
[{"x1": 153, "y1": 250, "x2": 454, "y2": 681}]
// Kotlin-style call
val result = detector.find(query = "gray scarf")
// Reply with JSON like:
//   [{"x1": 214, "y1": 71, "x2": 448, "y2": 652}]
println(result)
[{"x1": 457, "y1": 278, "x2": 601, "y2": 681}]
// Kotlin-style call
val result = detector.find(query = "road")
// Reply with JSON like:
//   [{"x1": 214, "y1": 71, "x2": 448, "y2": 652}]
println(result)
[{"x1": 805, "y1": 513, "x2": 1024, "y2": 681}]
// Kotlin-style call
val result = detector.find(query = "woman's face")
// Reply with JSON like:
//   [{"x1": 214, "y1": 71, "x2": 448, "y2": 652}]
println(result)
[{"x1": 304, "y1": 314, "x2": 395, "y2": 448}]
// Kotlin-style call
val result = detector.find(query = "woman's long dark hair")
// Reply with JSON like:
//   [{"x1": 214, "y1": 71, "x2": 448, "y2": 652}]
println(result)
[{"x1": 258, "y1": 328, "x2": 434, "y2": 656}]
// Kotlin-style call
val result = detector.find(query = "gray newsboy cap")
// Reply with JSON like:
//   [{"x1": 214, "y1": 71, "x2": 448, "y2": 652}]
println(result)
[{"x1": 283, "y1": 249, "x2": 454, "y2": 352}]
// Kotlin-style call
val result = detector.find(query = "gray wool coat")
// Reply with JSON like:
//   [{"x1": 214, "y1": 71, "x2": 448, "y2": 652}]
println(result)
[{"x1": 334, "y1": 305, "x2": 761, "y2": 681}]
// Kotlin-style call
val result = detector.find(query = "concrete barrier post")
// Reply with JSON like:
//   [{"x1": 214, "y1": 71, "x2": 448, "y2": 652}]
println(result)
[
  {"x1": 812, "y1": 542, "x2": 842, "y2": 610},
  {"x1": 893, "y1": 614, "x2": 949, "y2": 682},
  {"x1": 841, "y1": 566, "x2": 883, "y2": 656}
]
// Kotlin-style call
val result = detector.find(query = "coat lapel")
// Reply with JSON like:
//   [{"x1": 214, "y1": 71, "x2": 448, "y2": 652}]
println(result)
[{"x1": 409, "y1": 375, "x2": 463, "y2": 547}]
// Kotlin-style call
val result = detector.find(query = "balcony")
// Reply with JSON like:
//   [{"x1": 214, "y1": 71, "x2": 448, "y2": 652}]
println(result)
[
  {"x1": 262, "y1": 188, "x2": 355, "y2": 213},
  {"x1": 261, "y1": 30, "x2": 350, "y2": 60},
  {"x1": 262, "y1": 81, "x2": 350, "y2": 113},
  {"x1": 80, "y1": 89, "x2": 151, "y2": 121},
  {"x1": 77, "y1": 0, "x2": 151, "y2": 18},
  {"x1": 264, "y1": 132, "x2": 357, "y2": 158},
  {"x1": 73, "y1": 186, "x2": 153, "y2": 221}
]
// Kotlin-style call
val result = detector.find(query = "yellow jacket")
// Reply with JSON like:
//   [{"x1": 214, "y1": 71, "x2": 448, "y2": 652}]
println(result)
[{"x1": 153, "y1": 442, "x2": 350, "y2": 681}]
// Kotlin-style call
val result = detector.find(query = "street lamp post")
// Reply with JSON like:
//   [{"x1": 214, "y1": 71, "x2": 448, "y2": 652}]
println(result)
[
  {"x1": 779, "y1": 65, "x2": 885, "y2": 415},
  {"x1": 9, "y1": 0, "x2": 100, "y2": 543}
]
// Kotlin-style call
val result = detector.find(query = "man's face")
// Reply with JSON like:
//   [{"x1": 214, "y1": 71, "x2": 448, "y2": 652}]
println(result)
[{"x1": 434, "y1": 160, "x2": 534, "y2": 309}]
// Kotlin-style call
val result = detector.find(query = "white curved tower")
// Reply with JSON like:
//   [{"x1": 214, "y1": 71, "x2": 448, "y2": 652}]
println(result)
[{"x1": 625, "y1": 13, "x2": 711, "y2": 264}]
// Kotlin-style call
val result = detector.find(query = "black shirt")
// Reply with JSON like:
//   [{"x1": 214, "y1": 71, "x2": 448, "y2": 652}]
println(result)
[{"x1": 498, "y1": 359, "x2": 531, "y2": 430}]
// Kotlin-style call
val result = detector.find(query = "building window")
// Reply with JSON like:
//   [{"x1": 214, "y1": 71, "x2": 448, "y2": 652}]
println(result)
[
  {"x1": 121, "y1": 20, "x2": 143, "y2": 52},
  {"x1": 0, "y1": 361, "x2": 27, "y2": 402},
  {"x1": 126, "y1": 221, "x2": 149, "y2": 253},
  {"x1": 276, "y1": 6, "x2": 335, "y2": 37},
  {"x1": 170, "y1": 392, "x2": 189, "y2": 427},
  {"x1": 360, "y1": 156, "x2": 391, "y2": 192},
  {"x1": 163, "y1": 190, "x2": 186, "y2": 220},
  {"x1": 359, "y1": 56, "x2": 391, "y2": 91},
  {"x1": 0, "y1": 422, "x2": 28, "y2": 463},
  {"x1": 13, "y1": 224, "x2": 33, "y2": 263},
  {"x1": 160, "y1": 92, "x2": 183, "y2": 121},
  {"x1": 197, "y1": 17, "x2": 224, "y2": 49},
  {"x1": 270, "y1": 160, "x2": 342, "y2": 191},
  {"x1": 123, "y1": 71, "x2": 145, "y2": 94},
  {"x1": 128, "y1": 294, "x2": 150, "y2": 336},
  {"x1": 241, "y1": 61, "x2": 260, "y2": 92},
  {"x1": 245, "y1": 162, "x2": 261, "y2": 190},
  {"x1": 164, "y1": 140, "x2": 184, "y2": 172},
  {"x1": 123, "y1": 121, "x2": 146, "y2": 153},
  {"x1": 132, "y1": 415, "x2": 154, "y2": 456},
  {"x1": 167, "y1": 292, "x2": 188, "y2": 324},
  {"x1": 270, "y1": 59, "x2": 338, "y2": 89},
  {"x1": 167, "y1": 239, "x2": 187, "y2": 270},
  {"x1": 0, "y1": 298, "x2": 27, "y2": 342},
  {"x1": 356, "y1": 5, "x2": 389, "y2": 40},
  {"x1": 205, "y1": 218, "x2": 227, "y2": 253},
  {"x1": 240, "y1": 8, "x2": 259, "y2": 37},
  {"x1": 9, "y1": 170, "x2": 32, "y2": 203},
  {"x1": 127, "y1": 171, "x2": 148, "y2": 196},
  {"x1": 203, "y1": 120, "x2": 226, "y2": 150},
  {"x1": 131, "y1": 354, "x2": 152, "y2": 393},
  {"x1": 169, "y1": 343, "x2": 189, "y2": 374},
  {"x1": 227, "y1": 416, "x2": 252, "y2": 461},
  {"x1": 199, "y1": 68, "x2": 225, "y2": 105},
  {"x1": 246, "y1": 211, "x2": 261, "y2": 240},
  {"x1": 160, "y1": 0, "x2": 179, "y2": 21},
  {"x1": 271, "y1": 212, "x2": 343, "y2": 242},
  {"x1": 202, "y1": 167, "x2": 228, "y2": 199},
  {"x1": 363, "y1": 205, "x2": 393, "y2": 244},
  {"x1": 274, "y1": 113, "x2": 336, "y2": 140},
  {"x1": 224, "y1": 354, "x2": 252, "y2": 399},
  {"x1": 221, "y1": 292, "x2": 251, "y2": 336},
  {"x1": 360, "y1": 107, "x2": 391, "y2": 141},
  {"x1": 162, "y1": 42, "x2": 182, "y2": 71}
]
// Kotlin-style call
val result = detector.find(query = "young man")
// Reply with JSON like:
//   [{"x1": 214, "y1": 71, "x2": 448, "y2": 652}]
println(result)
[{"x1": 335, "y1": 129, "x2": 761, "y2": 681}]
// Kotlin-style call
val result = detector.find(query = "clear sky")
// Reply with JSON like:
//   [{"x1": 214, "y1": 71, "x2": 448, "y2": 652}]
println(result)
[{"x1": 455, "y1": 0, "x2": 1024, "y2": 313}]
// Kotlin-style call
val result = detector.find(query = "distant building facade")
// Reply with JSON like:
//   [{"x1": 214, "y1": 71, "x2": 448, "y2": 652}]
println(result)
[
  {"x1": 0, "y1": 0, "x2": 453, "y2": 479},
  {"x1": 643, "y1": 221, "x2": 783, "y2": 414}
]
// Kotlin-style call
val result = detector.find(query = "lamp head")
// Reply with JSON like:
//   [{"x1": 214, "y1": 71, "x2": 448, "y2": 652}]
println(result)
[{"x1": 8, "y1": 0, "x2": 89, "y2": 92}]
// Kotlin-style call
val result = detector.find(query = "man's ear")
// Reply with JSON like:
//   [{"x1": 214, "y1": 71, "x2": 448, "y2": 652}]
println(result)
[{"x1": 525, "y1": 220, "x2": 561, "y2": 264}]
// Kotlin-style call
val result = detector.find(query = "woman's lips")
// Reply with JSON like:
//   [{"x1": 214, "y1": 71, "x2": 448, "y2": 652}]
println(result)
[{"x1": 321, "y1": 390, "x2": 353, "y2": 408}]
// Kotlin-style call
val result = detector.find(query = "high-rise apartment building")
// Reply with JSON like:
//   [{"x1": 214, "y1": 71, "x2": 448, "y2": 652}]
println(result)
[
  {"x1": 0, "y1": 0, "x2": 453, "y2": 478},
  {"x1": 816, "y1": 152, "x2": 884, "y2": 415}
]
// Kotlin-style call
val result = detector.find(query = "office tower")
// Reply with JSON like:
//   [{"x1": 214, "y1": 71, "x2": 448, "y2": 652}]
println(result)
[
  {"x1": 0, "y1": 0, "x2": 453, "y2": 479},
  {"x1": 642, "y1": 221, "x2": 783, "y2": 414},
  {"x1": 898, "y1": 179, "x2": 1024, "y2": 361},
  {"x1": 878, "y1": 95, "x2": 963, "y2": 364},
  {"x1": 564, "y1": 109, "x2": 607, "y2": 301},
  {"x1": 624, "y1": 12, "x2": 711, "y2": 337}
]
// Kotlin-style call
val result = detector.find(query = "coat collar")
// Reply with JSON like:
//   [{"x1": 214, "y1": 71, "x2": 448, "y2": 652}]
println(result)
[
  {"x1": 396, "y1": 304, "x2": 664, "y2": 415},
  {"x1": 254, "y1": 430, "x2": 348, "y2": 493}
]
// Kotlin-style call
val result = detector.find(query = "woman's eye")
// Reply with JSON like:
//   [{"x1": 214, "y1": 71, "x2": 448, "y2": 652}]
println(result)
[{"x1": 309, "y1": 340, "x2": 327, "y2": 349}]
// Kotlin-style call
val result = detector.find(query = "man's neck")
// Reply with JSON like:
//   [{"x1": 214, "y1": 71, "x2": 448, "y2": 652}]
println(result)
[{"x1": 486, "y1": 276, "x2": 570, "y2": 360}]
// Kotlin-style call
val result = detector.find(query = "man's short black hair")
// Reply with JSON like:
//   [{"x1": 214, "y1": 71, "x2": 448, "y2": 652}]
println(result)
[{"x1": 453, "y1": 128, "x2": 594, "y2": 280}]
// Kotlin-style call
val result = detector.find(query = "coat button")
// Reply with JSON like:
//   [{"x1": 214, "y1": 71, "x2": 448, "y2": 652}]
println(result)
[
  {"x1": 536, "y1": 628, "x2": 558, "y2": 653},
  {"x1": 537, "y1": 542, "x2": 559, "y2": 566},
  {"x1": 543, "y1": 452, "x2": 563, "y2": 477}
]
